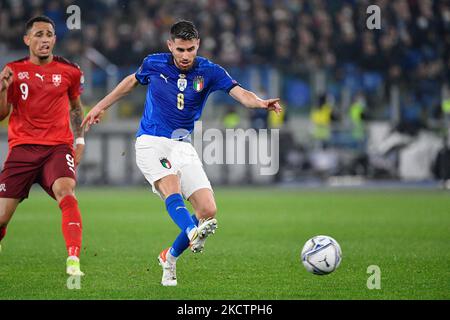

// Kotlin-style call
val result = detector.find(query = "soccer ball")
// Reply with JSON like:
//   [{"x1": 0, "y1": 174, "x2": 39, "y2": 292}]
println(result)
[{"x1": 301, "y1": 235, "x2": 342, "y2": 275}]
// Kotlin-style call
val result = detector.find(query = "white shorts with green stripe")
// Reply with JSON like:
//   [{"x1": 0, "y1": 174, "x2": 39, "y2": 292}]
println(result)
[{"x1": 135, "y1": 134, "x2": 212, "y2": 200}]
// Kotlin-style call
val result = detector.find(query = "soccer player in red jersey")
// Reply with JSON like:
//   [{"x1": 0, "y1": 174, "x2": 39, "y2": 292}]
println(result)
[{"x1": 0, "y1": 16, "x2": 86, "y2": 276}]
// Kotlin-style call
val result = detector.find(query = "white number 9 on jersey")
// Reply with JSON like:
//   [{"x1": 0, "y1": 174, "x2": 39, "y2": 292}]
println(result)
[{"x1": 20, "y1": 83, "x2": 28, "y2": 100}]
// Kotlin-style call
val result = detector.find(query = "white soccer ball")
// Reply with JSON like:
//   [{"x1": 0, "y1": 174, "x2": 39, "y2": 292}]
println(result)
[{"x1": 301, "y1": 235, "x2": 342, "y2": 275}]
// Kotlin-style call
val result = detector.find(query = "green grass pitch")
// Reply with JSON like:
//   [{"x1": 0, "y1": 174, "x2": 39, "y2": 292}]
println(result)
[{"x1": 0, "y1": 187, "x2": 449, "y2": 300}]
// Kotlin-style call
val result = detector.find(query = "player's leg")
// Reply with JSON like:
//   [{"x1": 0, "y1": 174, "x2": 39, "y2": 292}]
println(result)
[
  {"x1": 164, "y1": 157, "x2": 218, "y2": 262},
  {"x1": 152, "y1": 175, "x2": 199, "y2": 286},
  {"x1": 52, "y1": 177, "x2": 82, "y2": 251},
  {"x1": 136, "y1": 135, "x2": 198, "y2": 238},
  {"x1": 188, "y1": 188, "x2": 217, "y2": 221},
  {"x1": 154, "y1": 174, "x2": 199, "y2": 240},
  {"x1": 0, "y1": 145, "x2": 39, "y2": 252},
  {"x1": 167, "y1": 188, "x2": 218, "y2": 258},
  {"x1": 155, "y1": 174, "x2": 201, "y2": 261},
  {"x1": 0, "y1": 198, "x2": 20, "y2": 252},
  {"x1": 52, "y1": 177, "x2": 84, "y2": 276},
  {"x1": 40, "y1": 145, "x2": 84, "y2": 276},
  {"x1": 135, "y1": 135, "x2": 199, "y2": 286},
  {"x1": 188, "y1": 188, "x2": 218, "y2": 250},
  {"x1": 181, "y1": 164, "x2": 218, "y2": 254},
  {"x1": 164, "y1": 213, "x2": 199, "y2": 261}
]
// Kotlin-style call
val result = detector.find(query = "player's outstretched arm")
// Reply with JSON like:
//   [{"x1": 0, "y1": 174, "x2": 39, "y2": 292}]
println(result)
[
  {"x1": 229, "y1": 86, "x2": 282, "y2": 114},
  {"x1": 81, "y1": 74, "x2": 139, "y2": 131},
  {"x1": 0, "y1": 66, "x2": 13, "y2": 121},
  {"x1": 70, "y1": 97, "x2": 86, "y2": 165}
]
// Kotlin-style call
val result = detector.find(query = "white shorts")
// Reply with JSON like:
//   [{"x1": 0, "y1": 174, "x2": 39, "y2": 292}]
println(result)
[{"x1": 135, "y1": 134, "x2": 212, "y2": 199}]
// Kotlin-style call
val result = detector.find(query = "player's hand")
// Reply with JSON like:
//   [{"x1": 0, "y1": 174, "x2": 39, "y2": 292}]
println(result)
[
  {"x1": 74, "y1": 143, "x2": 85, "y2": 165},
  {"x1": 0, "y1": 66, "x2": 13, "y2": 92},
  {"x1": 81, "y1": 105, "x2": 105, "y2": 132},
  {"x1": 260, "y1": 98, "x2": 282, "y2": 114}
]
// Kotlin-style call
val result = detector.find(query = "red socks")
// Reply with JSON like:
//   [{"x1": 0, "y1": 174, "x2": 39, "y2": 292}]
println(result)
[
  {"x1": 0, "y1": 225, "x2": 6, "y2": 242},
  {"x1": 1, "y1": 196, "x2": 82, "y2": 257},
  {"x1": 59, "y1": 195, "x2": 82, "y2": 257}
]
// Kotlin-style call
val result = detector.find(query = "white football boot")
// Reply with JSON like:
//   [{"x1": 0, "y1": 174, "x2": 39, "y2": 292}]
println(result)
[
  {"x1": 66, "y1": 256, "x2": 85, "y2": 276},
  {"x1": 158, "y1": 248, "x2": 177, "y2": 286},
  {"x1": 189, "y1": 217, "x2": 218, "y2": 253}
]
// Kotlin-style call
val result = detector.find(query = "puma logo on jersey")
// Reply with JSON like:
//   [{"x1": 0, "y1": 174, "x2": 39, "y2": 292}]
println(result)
[
  {"x1": 35, "y1": 73, "x2": 44, "y2": 81},
  {"x1": 160, "y1": 73, "x2": 169, "y2": 83},
  {"x1": 0, "y1": 184, "x2": 6, "y2": 192},
  {"x1": 68, "y1": 222, "x2": 81, "y2": 227}
]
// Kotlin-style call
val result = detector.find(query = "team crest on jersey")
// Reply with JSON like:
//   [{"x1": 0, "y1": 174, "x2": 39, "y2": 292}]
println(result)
[
  {"x1": 160, "y1": 158, "x2": 172, "y2": 169},
  {"x1": 193, "y1": 76, "x2": 204, "y2": 92},
  {"x1": 18, "y1": 72, "x2": 29, "y2": 80},
  {"x1": 177, "y1": 78, "x2": 187, "y2": 92},
  {"x1": 52, "y1": 74, "x2": 62, "y2": 87}
]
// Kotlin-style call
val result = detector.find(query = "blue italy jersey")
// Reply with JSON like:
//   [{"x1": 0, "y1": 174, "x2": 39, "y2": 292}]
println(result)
[{"x1": 135, "y1": 53, "x2": 239, "y2": 139}]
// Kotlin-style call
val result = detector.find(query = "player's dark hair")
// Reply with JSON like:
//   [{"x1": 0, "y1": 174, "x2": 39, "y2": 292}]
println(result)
[
  {"x1": 170, "y1": 20, "x2": 199, "y2": 40},
  {"x1": 25, "y1": 15, "x2": 56, "y2": 34}
]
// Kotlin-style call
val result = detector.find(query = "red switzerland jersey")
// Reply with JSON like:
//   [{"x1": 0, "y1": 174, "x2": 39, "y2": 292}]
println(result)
[{"x1": 5, "y1": 56, "x2": 83, "y2": 149}]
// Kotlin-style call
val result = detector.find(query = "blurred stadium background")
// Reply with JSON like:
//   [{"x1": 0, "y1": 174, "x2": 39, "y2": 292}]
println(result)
[
  {"x1": 1, "y1": 0, "x2": 450, "y2": 187},
  {"x1": 1, "y1": 0, "x2": 450, "y2": 301}
]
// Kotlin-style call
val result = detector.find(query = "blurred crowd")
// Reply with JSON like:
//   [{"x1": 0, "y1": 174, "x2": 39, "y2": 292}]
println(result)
[
  {"x1": 1, "y1": 0, "x2": 449, "y2": 182},
  {"x1": 0, "y1": 0, "x2": 449, "y2": 115}
]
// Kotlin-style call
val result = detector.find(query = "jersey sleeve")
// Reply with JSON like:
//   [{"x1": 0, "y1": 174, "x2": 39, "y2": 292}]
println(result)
[
  {"x1": 69, "y1": 67, "x2": 84, "y2": 100},
  {"x1": 210, "y1": 64, "x2": 239, "y2": 93},
  {"x1": 135, "y1": 56, "x2": 152, "y2": 85}
]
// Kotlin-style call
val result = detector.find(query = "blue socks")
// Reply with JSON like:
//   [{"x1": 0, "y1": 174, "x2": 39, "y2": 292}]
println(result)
[
  {"x1": 165, "y1": 193, "x2": 197, "y2": 237},
  {"x1": 169, "y1": 214, "x2": 199, "y2": 258}
]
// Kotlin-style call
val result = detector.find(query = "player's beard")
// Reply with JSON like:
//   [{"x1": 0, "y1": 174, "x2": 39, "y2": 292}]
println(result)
[
  {"x1": 177, "y1": 60, "x2": 193, "y2": 71},
  {"x1": 35, "y1": 51, "x2": 53, "y2": 62}
]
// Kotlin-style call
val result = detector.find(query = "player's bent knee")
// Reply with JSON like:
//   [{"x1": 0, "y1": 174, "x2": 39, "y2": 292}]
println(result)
[
  {"x1": 198, "y1": 204, "x2": 217, "y2": 219},
  {"x1": 54, "y1": 188, "x2": 75, "y2": 202},
  {"x1": 52, "y1": 178, "x2": 76, "y2": 202}
]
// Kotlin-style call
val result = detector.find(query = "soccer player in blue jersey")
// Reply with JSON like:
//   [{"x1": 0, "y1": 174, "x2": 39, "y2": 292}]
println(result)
[{"x1": 82, "y1": 20, "x2": 282, "y2": 286}]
